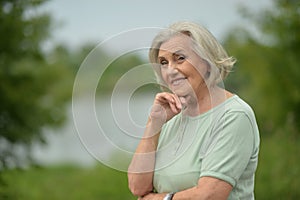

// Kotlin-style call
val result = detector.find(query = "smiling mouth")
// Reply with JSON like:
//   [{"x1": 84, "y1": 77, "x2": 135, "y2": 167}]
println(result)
[{"x1": 171, "y1": 77, "x2": 187, "y2": 86}]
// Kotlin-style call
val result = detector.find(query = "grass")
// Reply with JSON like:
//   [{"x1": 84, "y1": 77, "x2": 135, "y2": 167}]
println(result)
[
  {"x1": 0, "y1": 164, "x2": 135, "y2": 200},
  {"x1": 0, "y1": 133, "x2": 299, "y2": 199}
]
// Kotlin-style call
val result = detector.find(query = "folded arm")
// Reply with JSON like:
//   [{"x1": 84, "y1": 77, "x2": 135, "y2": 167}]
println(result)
[
  {"x1": 127, "y1": 120, "x2": 160, "y2": 197},
  {"x1": 128, "y1": 93, "x2": 182, "y2": 197},
  {"x1": 140, "y1": 176, "x2": 232, "y2": 200}
]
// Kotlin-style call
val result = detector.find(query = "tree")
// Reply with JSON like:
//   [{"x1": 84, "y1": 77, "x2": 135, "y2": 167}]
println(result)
[
  {"x1": 224, "y1": 0, "x2": 300, "y2": 135},
  {"x1": 0, "y1": 0, "x2": 73, "y2": 168}
]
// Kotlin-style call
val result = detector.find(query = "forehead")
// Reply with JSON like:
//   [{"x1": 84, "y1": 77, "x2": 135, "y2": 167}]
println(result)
[{"x1": 158, "y1": 35, "x2": 193, "y2": 56}]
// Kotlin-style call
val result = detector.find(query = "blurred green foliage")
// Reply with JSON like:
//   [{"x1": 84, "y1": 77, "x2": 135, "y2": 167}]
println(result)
[
  {"x1": 224, "y1": 0, "x2": 300, "y2": 135},
  {"x1": 0, "y1": 0, "x2": 74, "y2": 167},
  {"x1": 255, "y1": 133, "x2": 300, "y2": 199},
  {"x1": 97, "y1": 52, "x2": 148, "y2": 95},
  {"x1": 223, "y1": 1, "x2": 300, "y2": 196},
  {"x1": 0, "y1": 0, "x2": 145, "y2": 168}
]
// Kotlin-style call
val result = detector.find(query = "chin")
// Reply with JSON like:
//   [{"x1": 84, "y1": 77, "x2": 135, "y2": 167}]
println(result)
[
  {"x1": 171, "y1": 87, "x2": 189, "y2": 96},
  {"x1": 171, "y1": 88, "x2": 185, "y2": 96},
  {"x1": 172, "y1": 86, "x2": 193, "y2": 96}
]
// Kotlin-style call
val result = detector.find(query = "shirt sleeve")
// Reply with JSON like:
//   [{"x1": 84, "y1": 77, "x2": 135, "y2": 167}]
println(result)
[{"x1": 199, "y1": 111, "x2": 255, "y2": 187}]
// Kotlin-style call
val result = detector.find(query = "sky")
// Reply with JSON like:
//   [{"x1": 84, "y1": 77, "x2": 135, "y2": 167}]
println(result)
[{"x1": 41, "y1": 0, "x2": 273, "y2": 52}]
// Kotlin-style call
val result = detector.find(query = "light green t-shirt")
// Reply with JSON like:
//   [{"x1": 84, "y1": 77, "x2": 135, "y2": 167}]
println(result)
[{"x1": 153, "y1": 95, "x2": 260, "y2": 199}]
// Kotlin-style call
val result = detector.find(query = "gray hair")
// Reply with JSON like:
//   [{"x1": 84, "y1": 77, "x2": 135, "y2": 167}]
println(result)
[{"x1": 149, "y1": 21, "x2": 236, "y2": 87}]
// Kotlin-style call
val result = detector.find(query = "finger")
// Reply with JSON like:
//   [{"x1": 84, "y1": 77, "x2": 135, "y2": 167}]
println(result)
[
  {"x1": 156, "y1": 92, "x2": 175, "y2": 104},
  {"x1": 168, "y1": 100, "x2": 179, "y2": 113},
  {"x1": 158, "y1": 93, "x2": 182, "y2": 112},
  {"x1": 172, "y1": 94, "x2": 182, "y2": 110}
]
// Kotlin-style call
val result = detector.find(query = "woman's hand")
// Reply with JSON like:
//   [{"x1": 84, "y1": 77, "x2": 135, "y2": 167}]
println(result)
[
  {"x1": 138, "y1": 193, "x2": 166, "y2": 200},
  {"x1": 149, "y1": 92, "x2": 182, "y2": 128}
]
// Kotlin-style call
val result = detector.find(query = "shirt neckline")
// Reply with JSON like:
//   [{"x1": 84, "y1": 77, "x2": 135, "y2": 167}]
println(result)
[{"x1": 182, "y1": 95, "x2": 238, "y2": 121}]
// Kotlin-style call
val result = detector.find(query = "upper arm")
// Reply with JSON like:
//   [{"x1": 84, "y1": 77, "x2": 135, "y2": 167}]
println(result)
[{"x1": 200, "y1": 111, "x2": 257, "y2": 187}]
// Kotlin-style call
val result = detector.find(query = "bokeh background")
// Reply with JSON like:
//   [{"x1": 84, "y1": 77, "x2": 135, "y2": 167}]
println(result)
[{"x1": 0, "y1": 0, "x2": 299, "y2": 199}]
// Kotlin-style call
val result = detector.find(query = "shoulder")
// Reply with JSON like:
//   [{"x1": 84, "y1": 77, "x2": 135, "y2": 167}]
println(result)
[
  {"x1": 226, "y1": 95, "x2": 253, "y2": 112},
  {"x1": 221, "y1": 95, "x2": 260, "y2": 147},
  {"x1": 224, "y1": 95, "x2": 257, "y2": 123}
]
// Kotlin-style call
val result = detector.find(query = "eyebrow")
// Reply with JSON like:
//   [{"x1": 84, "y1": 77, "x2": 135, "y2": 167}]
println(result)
[{"x1": 158, "y1": 50, "x2": 186, "y2": 60}]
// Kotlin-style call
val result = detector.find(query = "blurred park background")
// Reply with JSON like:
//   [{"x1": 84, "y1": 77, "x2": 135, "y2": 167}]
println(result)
[{"x1": 0, "y1": 0, "x2": 300, "y2": 199}]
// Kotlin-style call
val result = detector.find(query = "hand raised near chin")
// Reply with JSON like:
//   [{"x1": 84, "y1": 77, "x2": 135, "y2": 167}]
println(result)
[{"x1": 149, "y1": 92, "x2": 182, "y2": 128}]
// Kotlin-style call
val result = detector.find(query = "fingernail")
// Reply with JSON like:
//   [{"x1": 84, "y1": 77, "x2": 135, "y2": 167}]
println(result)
[{"x1": 178, "y1": 103, "x2": 182, "y2": 109}]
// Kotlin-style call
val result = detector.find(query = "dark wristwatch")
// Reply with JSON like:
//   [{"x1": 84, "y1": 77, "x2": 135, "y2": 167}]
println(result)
[{"x1": 163, "y1": 192, "x2": 175, "y2": 200}]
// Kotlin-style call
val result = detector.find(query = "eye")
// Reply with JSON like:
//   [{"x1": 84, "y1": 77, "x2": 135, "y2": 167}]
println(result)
[
  {"x1": 176, "y1": 54, "x2": 186, "y2": 63},
  {"x1": 160, "y1": 59, "x2": 168, "y2": 66},
  {"x1": 178, "y1": 55, "x2": 185, "y2": 60}
]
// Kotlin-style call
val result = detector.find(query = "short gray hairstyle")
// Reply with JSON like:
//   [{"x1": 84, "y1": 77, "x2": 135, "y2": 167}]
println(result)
[{"x1": 149, "y1": 21, "x2": 236, "y2": 87}]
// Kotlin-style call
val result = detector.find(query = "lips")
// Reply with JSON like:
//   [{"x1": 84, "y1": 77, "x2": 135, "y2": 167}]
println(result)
[{"x1": 171, "y1": 77, "x2": 187, "y2": 86}]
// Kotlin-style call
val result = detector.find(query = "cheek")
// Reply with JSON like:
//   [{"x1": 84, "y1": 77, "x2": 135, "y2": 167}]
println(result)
[
  {"x1": 192, "y1": 64, "x2": 208, "y2": 80},
  {"x1": 179, "y1": 64, "x2": 203, "y2": 79},
  {"x1": 160, "y1": 68, "x2": 168, "y2": 83},
  {"x1": 188, "y1": 56, "x2": 209, "y2": 76},
  {"x1": 187, "y1": 67, "x2": 206, "y2": 88}
]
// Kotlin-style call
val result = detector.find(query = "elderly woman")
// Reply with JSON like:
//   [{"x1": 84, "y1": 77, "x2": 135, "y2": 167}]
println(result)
[{"x1": 128, "y1": 21, "x2": 260, "y2": 200}]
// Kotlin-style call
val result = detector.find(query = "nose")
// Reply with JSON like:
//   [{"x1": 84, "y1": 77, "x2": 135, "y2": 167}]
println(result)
[{"x1": 165, "y1": 63, "x2": 179, "y2": 76}]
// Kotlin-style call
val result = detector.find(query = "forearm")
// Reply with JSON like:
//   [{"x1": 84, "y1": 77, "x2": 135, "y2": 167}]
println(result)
[
  {"x1": 140, "y1": 187, "x2": 201, "y2": 200},
  {"x1": 128, "y1": 120, "x2": 161, "y2": 196},
  {"x1": 171, "y1": 186, "x2": 212, "y2": 200},
  {"x1": 141, "y1": 177, "x2": 232, "y2": 200}
]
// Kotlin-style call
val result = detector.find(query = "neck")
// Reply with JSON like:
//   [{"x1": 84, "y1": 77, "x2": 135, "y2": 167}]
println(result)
[{"x1": 183, "y1": 86, "x2": 230, "y2": 116}]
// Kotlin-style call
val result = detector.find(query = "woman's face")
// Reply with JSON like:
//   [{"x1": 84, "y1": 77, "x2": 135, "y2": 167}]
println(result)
[{"x1": 158, "y1": 34, "x2": 209, "y2": 98}]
